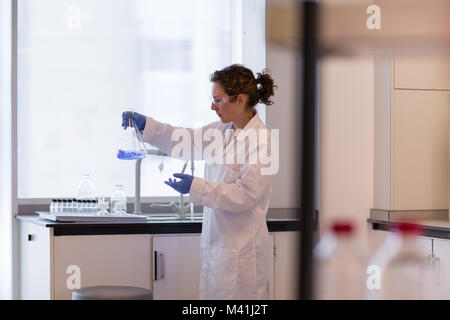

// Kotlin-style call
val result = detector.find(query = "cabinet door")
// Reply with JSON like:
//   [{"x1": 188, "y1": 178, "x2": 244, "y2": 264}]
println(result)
[
  {"x1": 431, "y1": 238, "x2": 450, "y2": 299},
  {"x1": 20, "y1": 221, "x2": 52, "y2": 300},
  {"x1": 394, "y1": 56, "x2": 450, "y2": 90},
  {"x1": 391, "y1": 89, "x2": 450, "y2": 210},
  {"x1": 53, "y1": 234, "x2": 151, "y2": 300},
  {"x1": 273, "y1": 231, "x2": 299, "y2": 300},
  {"x1": 152, "y1": 234, "x2": 201, "y2": 300}
]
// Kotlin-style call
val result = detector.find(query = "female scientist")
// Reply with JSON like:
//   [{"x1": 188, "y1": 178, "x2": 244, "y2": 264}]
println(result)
[{"x1": 122, "y1": 64, "x2": 277, "y2": 300}]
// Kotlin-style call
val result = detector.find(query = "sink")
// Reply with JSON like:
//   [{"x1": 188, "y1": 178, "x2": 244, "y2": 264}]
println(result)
[{"x1": 144, "y1": 213, "x2": 203, "y2": 221}]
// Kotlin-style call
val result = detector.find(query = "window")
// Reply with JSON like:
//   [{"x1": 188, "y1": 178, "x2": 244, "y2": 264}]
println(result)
[{"x1": 17, "y1": 0, "x2": 263, "y2": 200}]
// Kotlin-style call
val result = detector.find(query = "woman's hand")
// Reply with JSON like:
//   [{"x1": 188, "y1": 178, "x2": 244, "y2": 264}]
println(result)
[
  {"x1": 164, "y1": 173, "x2": 194, "y2": 194},
  {"x1": 122, "y1": 111, "x2": 146, "y2": 131}
]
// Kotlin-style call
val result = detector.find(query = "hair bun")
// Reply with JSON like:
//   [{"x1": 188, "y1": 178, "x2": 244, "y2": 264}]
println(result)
[{"x1": 256, "y1": 69, "x2": 277, "y2": 106}]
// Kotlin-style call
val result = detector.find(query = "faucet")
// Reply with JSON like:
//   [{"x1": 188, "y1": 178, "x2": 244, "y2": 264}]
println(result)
[
  {"x1": 149, "y1": 160, "x2": 195, "y2": 219},
  {"x1": 166, "y1": 161, "x2": 195, "y2": 219},
  {"x1": 134, "y1": 150, "x2": 195, "y2": 219},
  {"x1": 134, "y1": 149, "x2": 167, "y2": 214}
]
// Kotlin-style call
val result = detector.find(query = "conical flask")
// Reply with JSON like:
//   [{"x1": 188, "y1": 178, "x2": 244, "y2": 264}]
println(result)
[{"x1": 117, "y1": 116, "x2": 147, "y2": 160}]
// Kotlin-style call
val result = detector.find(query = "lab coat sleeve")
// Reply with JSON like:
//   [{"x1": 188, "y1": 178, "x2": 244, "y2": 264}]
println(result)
[
  {"x1": 142, "y1": 116, "x2": 220, "y2": 161},
  {"x1": 189, "y1": 163, "x2": 273, "y2": 213}
]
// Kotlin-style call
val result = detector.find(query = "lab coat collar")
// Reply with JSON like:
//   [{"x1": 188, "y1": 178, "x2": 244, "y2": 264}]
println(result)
[
  {"x1": 233, "y1": 110, "x2": 262, "y2": 142},
  {"x1": 214, "y1": 110, "x2": 263, "y2": 163}
]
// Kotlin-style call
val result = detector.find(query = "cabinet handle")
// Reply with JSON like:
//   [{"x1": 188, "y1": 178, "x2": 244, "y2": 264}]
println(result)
[
  {"x1": 154, "y1": 251, "x2": 165, "y2": 281},
  {"x1": 27, "y1": 234, "x2": 34, "y2": 241},
  {"x1": 432, "y1": 254, "x2": 440, "y2": 286}
]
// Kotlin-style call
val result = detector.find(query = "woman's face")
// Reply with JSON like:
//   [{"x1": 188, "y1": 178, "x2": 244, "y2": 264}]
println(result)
[{"x1": 211, "y1": 82, "x2": 245, "y2": 124}]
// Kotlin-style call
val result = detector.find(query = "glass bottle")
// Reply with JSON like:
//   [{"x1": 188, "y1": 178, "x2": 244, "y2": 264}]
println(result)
[
  {"x1": 313, "y1": 221, "x2": 367, "y2": 299},
  {"x1": 76, "y1": 173, "x2": 96, "y2": 200}
]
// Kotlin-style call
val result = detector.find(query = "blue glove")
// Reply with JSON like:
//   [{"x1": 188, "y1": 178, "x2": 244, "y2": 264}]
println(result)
[
  {"x1": 164, "y1": 173, "x2": 194, "y2": 194},
  {"x1": 122, "y1": 111, "x2": 146, "y2": 131}
]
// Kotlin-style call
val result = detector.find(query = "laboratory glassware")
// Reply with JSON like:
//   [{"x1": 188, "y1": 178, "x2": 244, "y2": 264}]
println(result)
[
  {"x1": 76, "y1": 174, "x2": 96, "y2": 200},
  {"x1": 97, "y1": 197, "x2": 110, "y2": 216},
  {"x1": 110, "y1": 184, "x2": 127, "y2": 215},
  {"x1": 117, "y1": 111, "x2": 148, "y2": 160}
]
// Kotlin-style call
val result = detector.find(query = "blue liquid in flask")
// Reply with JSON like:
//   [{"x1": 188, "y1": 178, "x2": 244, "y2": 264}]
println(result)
[{"x1": 117, "y1": 149, "x2": 147, "y2": 160}]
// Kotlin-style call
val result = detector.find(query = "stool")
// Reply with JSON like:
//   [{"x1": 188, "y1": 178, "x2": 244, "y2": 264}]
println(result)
[{"x1": 72, "y1": 286, "x2": 153, "y2": 300}]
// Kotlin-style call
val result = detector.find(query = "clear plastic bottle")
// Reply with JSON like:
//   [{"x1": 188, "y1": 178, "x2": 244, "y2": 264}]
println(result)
[
  {"x1": 381, "y1": 222, "x2": 433, "y2": 300},
  {"x1": 76, "y1": 174, "x2": 96, "y2": 200},
  {"x1": 110, "y1": 184, "x2": 127, "y2": 215},
  {"x1": 313, "y1": 221, "x2": 367, "y2": 299},
  {"x1": 97, "y1": 196, "x2": 110, "y2": 216},
  {"x1": 50, "y1": 199, "x2": 56, "y2": 213}
]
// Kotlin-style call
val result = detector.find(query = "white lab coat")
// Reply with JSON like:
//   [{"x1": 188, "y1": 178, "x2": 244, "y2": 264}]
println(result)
[{"x1": 142, "y1": 111, "x2": 273, "y2": 300}]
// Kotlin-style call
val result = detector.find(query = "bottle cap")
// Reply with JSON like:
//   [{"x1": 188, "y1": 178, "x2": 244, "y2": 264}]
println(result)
[
  {"x1": 392, "y1": 222, "x2": 423, "y2": 235},
  {"x1": 331, "y1": 221, "x2": 354, "y2": 234}
]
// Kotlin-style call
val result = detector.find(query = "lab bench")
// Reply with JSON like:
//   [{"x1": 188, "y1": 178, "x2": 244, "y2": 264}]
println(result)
[{"x1": 16, "y1": 214, "x2": 301, "y2": 300}]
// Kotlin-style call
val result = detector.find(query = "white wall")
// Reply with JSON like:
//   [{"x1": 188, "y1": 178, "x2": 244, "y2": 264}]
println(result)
[
  {"x1": 319, "y1": 56, "x2": 374, "y2": 240},
  {"x1": 0, "y1": 0, "x2": 13, "y2": 299},
  {"x1": 266, "y1": 42, "x2": 301, "y2": 209}
]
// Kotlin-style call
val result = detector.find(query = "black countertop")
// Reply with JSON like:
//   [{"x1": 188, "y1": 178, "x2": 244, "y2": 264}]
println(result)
[
  {"x1": 16, "y1": 215, "x2": 301, "y2": 236},
  {"x1": 367, "y1": 209, "x2": 450, "y2": 240}
]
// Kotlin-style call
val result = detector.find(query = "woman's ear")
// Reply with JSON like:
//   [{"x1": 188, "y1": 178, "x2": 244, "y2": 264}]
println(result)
[{"x1": 237, "y1": 94, "x2": 248, "y2": 107}]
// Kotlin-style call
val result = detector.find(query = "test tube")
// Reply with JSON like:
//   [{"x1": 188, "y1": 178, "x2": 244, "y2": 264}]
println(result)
[{"x1": 57, "y1": 199, "x2": 63, "y2": 213}]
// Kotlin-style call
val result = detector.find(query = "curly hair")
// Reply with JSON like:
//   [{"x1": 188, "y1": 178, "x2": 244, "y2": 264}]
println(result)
[{"x1": 210, "y1": 64, "x2": 277, "y2": 108}]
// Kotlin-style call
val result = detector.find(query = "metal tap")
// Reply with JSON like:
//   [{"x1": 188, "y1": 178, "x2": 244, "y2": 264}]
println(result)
[
  {"x1": 149, "y1": 160, "x2": 195, "y2": 219},
  {"x1": 134, "y1": 149, "x2": 167, "y2": 214}
]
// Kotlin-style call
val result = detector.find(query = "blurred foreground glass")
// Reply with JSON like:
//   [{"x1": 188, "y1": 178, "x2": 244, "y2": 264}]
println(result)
[
  {"x1": 381, "y1": 223, "x2": 433, "y2": 300},
  {"x1": 313, "y1": 221, "x2": 367, "y2": 299}
]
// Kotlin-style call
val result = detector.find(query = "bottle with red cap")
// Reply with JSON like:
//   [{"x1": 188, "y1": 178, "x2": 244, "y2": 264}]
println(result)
[
  {"x1": 381, "y1": 222, "x2": 433, "y2": 299},
  {"x1": 313, "y1": 220, "x2": 367, "y2": 299}
]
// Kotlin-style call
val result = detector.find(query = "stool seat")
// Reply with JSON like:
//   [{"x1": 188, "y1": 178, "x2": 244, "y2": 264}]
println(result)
[{"x1": 72, "y1": 286, "x2": 153, "y2": 300}]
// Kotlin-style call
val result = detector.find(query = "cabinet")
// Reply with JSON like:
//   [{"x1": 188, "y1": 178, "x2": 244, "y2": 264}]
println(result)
[
  {"x1": 429, "y1": 238, "x2": 450, "y2": 299},
  {"x1": 391, "y1": 90, "x2": 450, "y2": 209},
  {"x1": 20, "y1": 220, "x2": 52, "y2": 299},
  {"x1": 19, "y1": 219, "x2": 298, "y2": 300},
  {"x1": 152, "y1": 234, "x2": 201, "y2": 300},
  {"x1": 374, "y1": 56, "x2": 450, "y2": 211},
  {"x1": 394, "y1": 56, "x2": 450, "y2": 91},
  {"x1": 368, "y1": 228, "x2": 450, "y2": 299},
  {"x1": 273, "y1": 231, "x2": 299, "y2": 300},
  {"x1": 19, "y1": 220, "x2": 151, "y2": 300},
  {"x1": 151, "y1": 233, "x2": 276, "y2": 300},
  {"x1": 53, "y1": 234, "x2": 151, "y2": 300}
]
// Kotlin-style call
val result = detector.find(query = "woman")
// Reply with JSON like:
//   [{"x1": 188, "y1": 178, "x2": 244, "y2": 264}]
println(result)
[{"x1": 122, "y1": 64, "x2": 277, "y2": 300}]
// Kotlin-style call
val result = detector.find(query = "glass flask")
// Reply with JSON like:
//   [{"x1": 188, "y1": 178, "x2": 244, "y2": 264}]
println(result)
[{"x1": 117, "y1": 112, "x2": 147, "y2": 160}]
